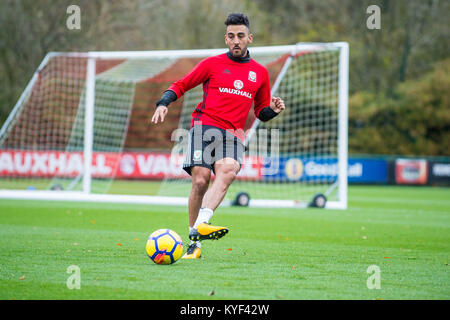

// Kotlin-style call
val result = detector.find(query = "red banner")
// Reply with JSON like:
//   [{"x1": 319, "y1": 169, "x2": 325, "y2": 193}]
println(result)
[
  {"x1": 0, "y1": 150, "x2": 262, "y2": 180},
  {"x1": 395, "y1": 159, "x2": 428, "y2": 185}
]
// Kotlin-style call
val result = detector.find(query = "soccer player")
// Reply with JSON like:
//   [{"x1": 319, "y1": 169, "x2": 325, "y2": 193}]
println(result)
[{"x1": 151, "y1": 13, "x2": 285, "y2": 259}]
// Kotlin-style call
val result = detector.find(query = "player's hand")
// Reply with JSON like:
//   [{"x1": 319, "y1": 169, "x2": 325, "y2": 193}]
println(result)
[
  {"x1": 270, "y1": 97, "x2": 285, "y2": 113},
  {"x1": 151, "y1": 105, "x2": 168, "y2": 124}
]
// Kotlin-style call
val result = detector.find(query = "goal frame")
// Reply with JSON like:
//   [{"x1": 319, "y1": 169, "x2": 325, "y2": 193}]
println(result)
[{"x1": 0, "y1": 42, "x2": 349, "y2": 209}]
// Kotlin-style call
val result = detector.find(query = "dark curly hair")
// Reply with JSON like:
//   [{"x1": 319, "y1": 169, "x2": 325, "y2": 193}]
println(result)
[{"x1": 224, "y1": 13, "x2": 250, "y2": 29}]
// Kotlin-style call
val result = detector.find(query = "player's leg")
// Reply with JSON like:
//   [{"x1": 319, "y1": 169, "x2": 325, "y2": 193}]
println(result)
[
  {"x1": 182, "y1": 166, "x2": 211, "y2": 259},
  {"x1": 202, "y1": 132, "x2": 244, "y2": 213},
  {"x1": 189, "y1": 130, "x2": 244, "y2": 241},
  {"x1": 202, "y1": 158, "x2": 240, "y2": 210},
  {"x1": 189, "y1": 158, "x2": 240, "y2": 241},
  {"x1": 182, "y1": 125, "x2": 214, "y2": 258},
  {"x1": 188, "y1": 166, "x2": 211, "y2": 228}
]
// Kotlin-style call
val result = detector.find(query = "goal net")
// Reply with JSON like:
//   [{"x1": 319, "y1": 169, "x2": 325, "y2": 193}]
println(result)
[{"x1": 0, "y1": 43, "x2": 348, "y2": 209}]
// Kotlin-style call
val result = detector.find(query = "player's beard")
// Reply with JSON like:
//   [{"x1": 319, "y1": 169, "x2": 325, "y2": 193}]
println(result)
[{"x1": 231, "y1": 44, "x2": 248, "y2": 58}]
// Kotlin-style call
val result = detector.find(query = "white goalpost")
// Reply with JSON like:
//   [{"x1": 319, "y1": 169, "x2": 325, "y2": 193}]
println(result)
[{"x1": 0, "y1": 43, "x2": 349, "y2": 209}]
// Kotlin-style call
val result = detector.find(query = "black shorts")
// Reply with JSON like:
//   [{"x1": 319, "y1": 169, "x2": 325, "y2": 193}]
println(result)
[{"x1": 183, "y1": 125, "x2": 245, "y2": 176}]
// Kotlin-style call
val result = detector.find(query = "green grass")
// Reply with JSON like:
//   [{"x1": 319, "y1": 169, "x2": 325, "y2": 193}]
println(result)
[{"x1": 0, "y1": 185, "x2": 449, "y2": 300}]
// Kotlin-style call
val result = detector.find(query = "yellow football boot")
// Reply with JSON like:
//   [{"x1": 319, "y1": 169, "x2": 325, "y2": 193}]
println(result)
[
  {"x1": 182, "y1": 243, "x2": 202, "y2": 259},
  {"x1": 189, "y1": 223, "x2": 229, "y2": 241}
]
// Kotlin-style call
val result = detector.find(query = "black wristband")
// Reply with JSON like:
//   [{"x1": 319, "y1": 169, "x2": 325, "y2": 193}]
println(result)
[
  {"x1": 156, "y1": 90, "x2": 177, "y2": 108},
  {"x1": 258, "y1": 107, "x2": 279, "y2": 122}
]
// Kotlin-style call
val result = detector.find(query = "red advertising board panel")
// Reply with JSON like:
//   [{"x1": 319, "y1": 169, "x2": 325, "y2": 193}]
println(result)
[
  {"x1": 0, "y1": 150, "x2": 262, "y2": 180},
  {"x1": 395, "y1": 159, "x2": 428, "y2": 185}
]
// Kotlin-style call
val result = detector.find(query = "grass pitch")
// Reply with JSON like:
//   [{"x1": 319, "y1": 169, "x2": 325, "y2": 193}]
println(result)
[{"x1": 0, "y1": 185, "x2": 449, "y2": 300}]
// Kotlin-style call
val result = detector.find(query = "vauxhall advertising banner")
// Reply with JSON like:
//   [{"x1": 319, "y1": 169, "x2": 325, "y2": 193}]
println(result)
[
  {"x1": 0, "y1": 150, "x2": 389, "y2": 184},
  {"x1": 0, "y1": 150, "x2": 262, "y2": 180},
  {"x1": 2, "y1": 149, "x2": 447, "y2": 185}
]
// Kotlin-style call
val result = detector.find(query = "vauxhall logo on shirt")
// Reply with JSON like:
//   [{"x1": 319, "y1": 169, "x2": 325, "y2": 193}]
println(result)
[{"x1": 219, "y1": 79, "x2": 252, "y2": 99}]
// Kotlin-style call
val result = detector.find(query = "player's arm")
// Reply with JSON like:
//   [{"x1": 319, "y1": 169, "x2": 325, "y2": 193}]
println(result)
[
  {"x1": 152, "y1": 59, "x2": 211, "y2": 124},
  {"x1": 254, "y1": 69, "x2": 285, "y2": 122}
]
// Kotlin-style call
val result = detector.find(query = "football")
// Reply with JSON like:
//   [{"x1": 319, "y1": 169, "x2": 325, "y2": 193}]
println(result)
[{"x1": 146, "y1": 229, "x2": 183, "y2": 265}]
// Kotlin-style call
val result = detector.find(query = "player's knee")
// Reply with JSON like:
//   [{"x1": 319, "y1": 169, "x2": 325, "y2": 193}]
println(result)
[
  {"x1": 192, "y1": 175, "x2": 210, "y2": 193},
  {"x1": 221, "y1": 169, "x2": 238, "y2": 185},
  {"x1": 228, "y1": 170, "x2": 238, "y2": 182}
]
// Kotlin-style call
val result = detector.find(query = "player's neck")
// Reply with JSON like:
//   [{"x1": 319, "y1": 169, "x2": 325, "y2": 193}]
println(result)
[{"x1": 226, "y1": 50, "x2": 251, "y2": 63}]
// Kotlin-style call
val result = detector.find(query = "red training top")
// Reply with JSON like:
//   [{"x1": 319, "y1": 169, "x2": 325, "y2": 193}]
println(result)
[{"x1": 167, "y1": 52, "x2": 271, "y2": 141}]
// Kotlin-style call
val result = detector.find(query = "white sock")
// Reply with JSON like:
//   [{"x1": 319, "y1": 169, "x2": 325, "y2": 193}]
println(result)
[
  {"x1": 189, "y1": 239, "x2": 201, "y2": 248},
  {"x1": 193, "y1": 207, "x2": 213, "y2": 229}
]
